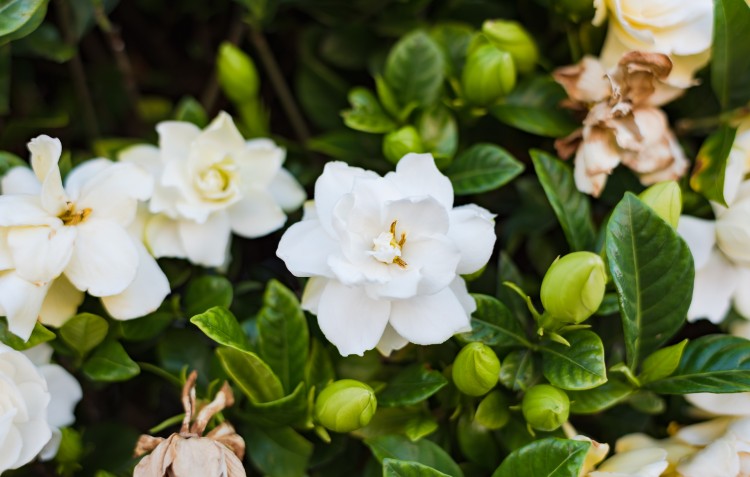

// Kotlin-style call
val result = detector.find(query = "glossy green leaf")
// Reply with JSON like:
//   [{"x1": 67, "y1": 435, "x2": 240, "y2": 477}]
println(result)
[
  {"x1": 118, "y1": 310, "x2": 174, "y2": 342},
  {"x1": 645, "y1": 335, "x2": 750, "y2": 394},
  {"x1": 190, "y1": 306, "x2": 250, "y2": 351},
  {"x1": 416, "y1": 104, "x2": 458, "y2": 161},
  {"x1": 355, "y1": 408, "x2": 437, "y2": 441},
  {"x1": 403, "y1": 416, "x2": 439, "y2": 442},
  {"x1": 531, "y1": 149, "x2": 596, "y2": 251},
  {"x1": 60, "y1": 313, "x2": 109, "y2": 357},
  {"x1": 217, "y1": 346, "x2": 284, "y2": 403},
  {"x1": 0, "y1": 318, "x2": 55, "y2": 350},
  {"x1": 0, "y1": 0, "x2": 48, "y2": 41},
  {"x1": 13, "y1": 22, "x2": 74, "y2": 63},
  {"x1": 342, "y1": 87, "x2": 397, "y2": 133},
  {"x1": 459, "y1": 294, "x2": 530, "y2": 348},
  {"x1": 245, "y1": 425, "x2": 313, "y2": 477},
  {"x1": 491, "y1": 106, "x2": 577, "y2": 138},
  {"x1": 429, "y1": 22, "x2": 473, "y2": 77},
  {"x1": 183, "y1": 275, "x2": 233, "y2": 317},
  {"x1": 257, "y1": 279, "x2": 309, "y2": 393},
  {"x1": 173, "y1": 96, "x2": 208, "y2": 127},
  {"x1": 606, "y1": 193, "x2": 694, "y2": 368},
  {"x1": 446, "y1": 144, "x2": 523, "y2": 195},
  {"x1": 639, "y1": 339, "x2": 688, "y2": 384},
  {"x1": 244, "y1": 382, "x2": 309, "y2": 428},
  {"x1": 384, "y1": 31, "x2": 444, "y2": 108},
  {"x1": 499, "y1": 349, "x2": 537, "y2": 392},
  {"x1": 383, "y1": 459, "x2": 451, "y2": 477},
  {"x1": 689, "y1": 125, "x2": 736, "y2": 206},
  {"x1": 541, "y1": 330, "x2": 607, "y2": 391},
  {"x1": 378, "y1": 364, "x2": 448, "y2": 407},
  {"x1": 457, "y1": 414, "x2": 500, "y2": 469},
  {"x1": 491, "y1": 438, "x2": 590, "y2": 477},
  {"x1": 305, "y1": 338, "x2": 335, "y2": 394},
  {"x1": 712, "y1": 0, "x2": 750, "y2": 110},
  {"x1": 365, "y1": 435, "x2": 463, "y2": 477},
  {"x1": 568, "y1": 380, "x2": 634, "y2": 414},
  {"x1": 82, "y1": 340, "x2": 140, "y2": 382},
  {"x1": 475, "y1": 391, "x2": 510, "y2": 430},
  {"x1": 156, "y1": 329, "x2": 211, "y2": 379}
]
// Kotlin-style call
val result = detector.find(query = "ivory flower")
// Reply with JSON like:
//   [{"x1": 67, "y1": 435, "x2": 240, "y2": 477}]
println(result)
[
  {"x1": 121, "y1": 112, "x2": 305, "y2": 268},
  {"x1": 575, "y1": 435, "x2": 669, "y2": 477},
  {"x1": 554, "y1": 52, "x2": 689, "y2": 197},
  {"x1": 593, "y1": 0, "x2": 713, "y2": 88},
  {"x1": 0, "y1": 135, "x2": 170, "y2": 339},
  {"x1": 0, "y1": 344, "x2": 52, "y2": 473},
  {"x1": 276, "y1": 153, "x2": 496, "y2": 356}
]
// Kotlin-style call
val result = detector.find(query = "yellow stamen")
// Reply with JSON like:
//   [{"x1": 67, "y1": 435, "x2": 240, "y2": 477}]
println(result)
[
  {"x1": 59, "y1": 203, "x2": 92, "y2": 226},
  {"x1": 389, "y1": 220, "x2": 407, "y2": 268}
]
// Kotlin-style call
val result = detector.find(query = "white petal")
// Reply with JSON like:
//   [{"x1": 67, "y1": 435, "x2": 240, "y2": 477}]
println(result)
[
  {"x1": 156, "y1": 121, "x2": 201, "y2": 160},
  {"x1": 376, "y1": 324, "x2": 409, "y2": 356},
  {"x1": 0, "y1": 272, "x2": 50, "y2": 340},
  {"x1": 277, "y1": 219, "x2": 337, "y2": 278},
  {"x1": 677, "y1": 216, "x2": 717, "y2": 270},
  {"x1": 144, "y1": 214, "x2": 187, "y2": 260},
  {"x1": 301, "y1": 276, "x2": 328, "y2": 314},
  {"x1": 236, "y1": 139, "x2": 284, "y2": 189},
  {"x1": 62, "y1": 158, "x2": 112, "y2": 201},
  {"x1": 314, "y1": 161, "x2": 378, "y2": 234},
  {"x1": 21, "y1": 343, "x2": 54, "y2": 366},
  {"x1": 365, "y1": 267, "x2": 422, "y2": 300},
  {"x1": 0, "y1": 413, "x2": 22, "y2": 471},
  {"x1": 269, "y1": 168, "x2": 306, "y2": 212},
  {"x1": 118, "y1": 144, "x2": 163, "y2": 177},
  {"x1": 383, "y1": 196, "x2": 450, "y2": 239},
  {"x1": 734, "y1": 266, "x2": 750, "y2": 319},
  {"x1": 385, "y1": 153, "x2": 454, "y2": 209},
  {"x1": 177, "y1": 213, "x2": 231, "y2": 267},
  {"x1": 28, "y1": 135, "x2": 68, "y2": 216},
  {"x1": 403, "y1": 236, "x2": 461, "y2": 295},
  {"x1": 450, "y1": 277, "x2": 476, "y2": 316},
  {"x1": 39, "y1": 364, "x2": 82, "y2": 428},
  {"x1": 38, "y1": 428, "x2": 62, "y2": 462},
  {"x1": 687, "y1": 249, "x2": 739, "y2": 324},
  {"x1": 101, "y1": 240, "x2": 170, "y2": 320},
  {"x1": 1, "y1": 166, "x2": 40, "y2": 195},
  {"x1": 687, "y1": 392, "x2": 750, "y2": 417},
  {"x1": 76, "y1": 162, "x2": 154, "y2": 226},
  {"x1": 7, "y1": 225, "x2": 76, "y2": 283},
  {"x1": 0, "y1": 196, "x2": 59, "y2": 227},
  {"x1": 316, "y1": 280, "x2": 391, "y2": 356},
  {"x1": 389, "y1": 286, "x2": 471, "y2": 345},
  {"x1": 448, "y1": 204, "x2": 496, "y2": 275},
  {"x1": 0, "y1": 229, "x2": 10, "y2": 270},
  {"x1": 676, "y1": 436, "x2": 740, "y2": 477},
  {"x1": 64, "y1": 219, "x2": 138, "y2": 296},
  {"x1": 593, "y1": 448, "x2": 668, "y2": 476},
  {"x1": 716, "y1": 198, "x2": 750, "y2": 265},
  {"x1": 676, "y1": 417, "x2": 733, "y2": 446},
  {"x1": 39, "y1": 276, "x2": 84, "y2": 328},
  {"x1": 196, "y1": 112, "x2": 246, "y2": 153},
  {"x1": 228, "y1": 190, "x2": 286, "y2": 238},
  {"x1": 13, "y1": 417, "x2": 52, "y2": 470}
]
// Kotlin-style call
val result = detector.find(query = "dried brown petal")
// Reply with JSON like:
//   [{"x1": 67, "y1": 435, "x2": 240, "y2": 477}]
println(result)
[
  {"x1": 206, "y1": 422, "x2": 246, "y2": 461},
  {"x1": 134, "y1": 435, "x2": 166, "y2": 458},
  {"x1": 553, "y1": 56, "x2": 612, "y2": 105},
  {"x1": 192, "y1": 382, "x2": 234, "y2": 435},
  {"x1": 611, "y1": 52, "x2": 683, "y2": 107}
]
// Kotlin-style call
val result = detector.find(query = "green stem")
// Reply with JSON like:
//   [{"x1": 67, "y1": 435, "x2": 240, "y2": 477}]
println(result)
[{"x1": 565, "y1": 24, "x2": 582, "y2": 63}]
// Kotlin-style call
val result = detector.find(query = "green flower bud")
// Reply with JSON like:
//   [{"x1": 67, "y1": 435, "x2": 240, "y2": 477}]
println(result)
[
  {"x1": 452, "y1": 342, "x2": 501, "y2": 396},
  {"x1": 482, "y1": 20, "x2": 539, "y2": 74},
  {"x1": 461, "y1": 44, "x2": 516, "y2": 106},
  {"x1": 217, "y1": 42, "x2": 260, "y2": 103},
  {"x1": 522, "y1": 384, "x2": 570, "y2": 432},
  {"x1": 638, "y1": 181, "x2": 682, "y2": 228},
  {"x1": 315, "y1": 379, "x2": 377, "y2": 433},
  {"x1": 382, "y1": 125, "x2": 425, "y2": 164},
  {"x1": 475, "y1": 390, "x2": 510, "y2": 430},
  {"x1": 540, "y1": 251, "x2": 607, "y2": 325}
]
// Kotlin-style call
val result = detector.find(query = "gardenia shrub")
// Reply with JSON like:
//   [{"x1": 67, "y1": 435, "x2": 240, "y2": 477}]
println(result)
[{"x1": 0, "y1": 0, "x2": 749, "y2": 476}]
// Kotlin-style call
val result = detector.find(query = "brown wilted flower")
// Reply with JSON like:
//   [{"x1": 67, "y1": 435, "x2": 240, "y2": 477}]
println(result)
[
  {"x1": 553, "y1": 51, "x2": 689, "y2": 197},
  {"x1": 133, "y1": 371, "x2": 246, "y2": 477}
]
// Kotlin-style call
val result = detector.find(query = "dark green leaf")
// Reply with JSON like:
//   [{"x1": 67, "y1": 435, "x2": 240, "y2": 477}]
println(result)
[
  {"x1": 384, "y1": 31, "x2": 445, "y2": 108},
  {"x1": 459, "y1": 294, "x2": 530, "y2": 348},
  {"x1": 712, "y1": 0, "x2": 750, "y2": 110},
  {"x1": 118, "y1": 311, "x2": 174, "y2": 342},
  {"x1": 190, "y1": 306, "x2": 250, "y2": 351},
  {"x1": 541, "y1": 330, "x2": 607, "y2": 391},
  {"x1": 429, "y1": 23, "x2": 473, "y2": 77},
  {"x1": 365, "y1": 435, "x2": 463, "y2": 477},
  {"x1": 639, "y1": 339, "x2": 688, "y2": 384},
  {"x1": 342, "y1": 87, "x2": 397, "y2": 133},
  {"x1": 355, "y1": 407, "x2": 437, "y2": 441},
  {"x1": 257, "y1": 279, "x2": 309, "y2": 393},
  {"x1": 217, "y1": 346, "x2": 284, "y2": 403},
  {"x1": 491, "y1": 438, "x2": 589, "y2": 477},
  {"x1": 499, "y1": 349, "x2": 537, "y2": 392},
  {"x1": 305, "y1": 338, "x2": 335, "y2": 394},
  {"x1": 689, "y1": 125, "x2": 736, "y2": 206},
  {"x1": 416, "y1": 105, "x2": 458, "y2": 161},
  {"x1": 0, "y1": 45, "x2": 11, "y2": 115},
  {"x1": 245, "y1": 425, "x2": 313, "y2": 477},
  {"x1": 446, "y1": 144, "x2": 523, "y2": 195},
  {"x1": 156, "y1": 329, "x2": 211, "y2": 381},
  {"x1": 383, "y1": 459, "x2": 451, "y2": 477},
  {"x1": 60, "y1": 313, "x2": 109, "y2": 357},
  {"x1": 568, "y1": 380, "x2": 634, "y2": 414},
  {"x1": 645, "y1": 335, "x2": 750, "y2": 394},
  {"x1": 531, "y1": 149, "x2": 596, "y2": 251},
  {"x1": 183, "y1": 275, "x2": 233, "y2": 317},
  {"x1": 0, "y1": 0, "x2": 48, "y2": 43},
  {"x1": 244, "y1": 382, "x2": 309, "y2": 428},
  {"x1": 606, "y1": 193, "x2": 693, "y2": 368},
  {"x1": 82, "y1": 340, "x2": 140, "y2": 382},
  {"x1": 457, "y1": 414, "x2": 500, "y2": 469},
  {"x1": 378, "y1": 364, "x2": 448, "y2": 407},
  {"x1": 490, "y1": 106, "x2": 577, "y2": 138},
  {"x1": 173, "y1": 96, "x2": 208, "y2": 127},
  {"x1": 0, "y1": 318, "x2": 55, "y2": 350},
  {"x1": 13, "y1": 23, "x2": 75, "y2": 63}
]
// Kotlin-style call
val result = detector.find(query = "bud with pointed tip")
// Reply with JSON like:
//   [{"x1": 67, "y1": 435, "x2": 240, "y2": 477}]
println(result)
[
  {"x1": 522, "y1": 384, "x2": 570, "y2": 432},
  {"x1": 639, "y1": 181, "x2": 681, "y2": 228},
  {"x1": 315, "y1": 379, "x2": 377, "y2": 433},
  {"x1": 217, "y1": 42, "x2": 260, "y2": 103},
  {"x1": 452, "y1": 342, "x2": 501, "y2": 396},
  {"x1": 383, "y1": 126, "x2": 425, "y2": 164},
  {"x1": 482, "y1": 20, "x2": 539, "y2": 74},
  {"x1": 475, "y1": 390, "x2": 510, "y2": 430},
  {"x1": 461, "y1": 44, "x2": 516, "y2": 106},
  {"x1": 541, "y1": 251, "x2": 607, "y2": 325}
]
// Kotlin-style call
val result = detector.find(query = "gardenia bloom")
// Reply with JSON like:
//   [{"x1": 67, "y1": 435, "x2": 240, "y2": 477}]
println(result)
[
  {"x1": 276, "y1": 153, "x2": 496, "y2": 356},
  {"x1": 575, "y1": 435, "x2": 669, "y2": 477},
  {"x1": 0, "y1": 135, "x2": 170, "y2": 339},
  {"x1": 593, "y1": 0, "x2": 713, "y2": 88},
  {"x1": 723, "y1": 117, "x2": 750, "y2": 206},
  {"x1": 554, "y1": 52, "x2": 688, "y2": 197},
  {"x1": 0, "y1": 343, "x2": 52, "y2": 473},
  {"x1": 121, "y1": 112, "x2": 305, "y2": 268},
  {"x1": 677, "y1": 181, "x2": 750, "y2": 323}
]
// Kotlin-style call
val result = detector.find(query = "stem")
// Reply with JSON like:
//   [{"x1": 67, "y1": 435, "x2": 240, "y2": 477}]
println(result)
[
  {"x1": 201, "y1": 8, "x2": 246, "y2": 115},
  {"x1": 565, "y1": 23, "x2": 582, "y2": 63},
  {"x1": 248, "y1": 27, "x2": 311, "y2": 143},
  {"x1": 55, "y1": 0, "x2": 99, "y2": 141}
]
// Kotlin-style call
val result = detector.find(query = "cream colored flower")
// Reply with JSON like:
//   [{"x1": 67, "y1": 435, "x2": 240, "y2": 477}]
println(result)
[{"x1": 575, "y1": 435, "x2": 669, "y2": 476}]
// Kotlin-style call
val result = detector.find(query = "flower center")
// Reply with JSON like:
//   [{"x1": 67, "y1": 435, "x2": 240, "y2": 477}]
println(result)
[
  {"x1": 195, "y1": 155, "x2": 238, "y2": 201},
  {"x1": 368, "y1": 220, "x2": 407, "y2": 268},
  {"x1": 58, "y1": 202, "x2": 92, "y2": 226}
]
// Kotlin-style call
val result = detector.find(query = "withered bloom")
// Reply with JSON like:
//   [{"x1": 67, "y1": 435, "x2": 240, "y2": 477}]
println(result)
[
  {"x1": 553, "y1": 51, "x2": 688, "y2": 197},
  {"x1": 133, "y1": 371, "x2": 246, "y2": 477}
]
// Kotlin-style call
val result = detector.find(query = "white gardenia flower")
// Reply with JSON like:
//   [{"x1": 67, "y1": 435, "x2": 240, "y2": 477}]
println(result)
[
  {"x1": 276, "y1": 153, "x2": 496, "y2": 356},
  {"x1": 121, "y1": 112, "x2": 306, "y2": 268},
  {"x1": 0, "y1": 343, "x2": 52, "y2": 473},
  {"x1": 0, "y1": 136, "x2": 171, "y2": 339},
  {"x1": 22, "y1": 344, "x2": 82, "y2": 461},
  {"x1": 593, "y1": 0, "x2": 713, "y2": 88},
  {"x1": 575, "y1": 435, "x2": 669, "y2": 477}
]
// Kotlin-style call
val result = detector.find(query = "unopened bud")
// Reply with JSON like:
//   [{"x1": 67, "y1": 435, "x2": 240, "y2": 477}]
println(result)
[
  {"x1": 540, "y1": 251, "x2": 607, "y2": 325},
  {"x1": 639, "y1": 181, "x2": 681, "y2": 228},
  {"x1": 452, "y1": 342, "x2": 501, "y2": 396},
  {"x1": 383, "y1": 126, "x2": 424, "y2": 164},
  {"x1": 475, "y1": 390, "x2": 510, "y2": 430},
  {"x1": 315, "y1": 379, "x2": 377, "y2": 433},
  {"x1": 482, "y1": 20, "x2": 539, "y2": 74},
  {"x1": 217, "y1": 42, "x2": 260, "y2": 103},
  {"x1": 522, "y1": 384, "x2": 570, "y2": 432},
  {"x1": 461, "y1": 44, "x2": 516, "y2": 106}
]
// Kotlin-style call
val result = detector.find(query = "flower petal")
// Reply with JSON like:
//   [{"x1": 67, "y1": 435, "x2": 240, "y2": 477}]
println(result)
[
  {"x1": 118, "y1": 144, "x2": 163, "y2": 176},
  {"x1": 593, "y1": 448, "x2": 668, "y2": 476},
  {"x1": 389, "y1": 286, "x2": 471, "y2": 346},
  {"x1": 269, "y1": 168, "x2": 306, "y2": 213},
  {"x1": 1, "y1": 166, "x2": 40, "y2": 195},
  {"x1": 39, "y1": 363, "x2": 82, "y2": 429},
  {"x1": 676, "y1": 436, "x2": 740, "y2": 477},
  {"x1": 677, "y1": 216, "x2": 716, "y2": 270},
  {"x1": 686, "y1": 392, "x2": 750, "y2": 417},
  {"x1": 228, "y1": 190, "x2": 286, "y2": 238},
  {"x1": 28, "y1": 135, "x2": 68, "y2": 216},
  {"x1": 196, "y1": 112, "x2": 246, "y2": 154},
  {"x1": 0, "y1": 196, "x2": 59, "y2": 227},
  {"x1": 448, "y1": 204, "x2": 496, "y2": 275},
  {"x1": 376, "y1": 324, "x2": 409, "y2": 356},
  {"x1": 64, "y1": 219, "x2": 138, "y2": 297},
  {"x1": 383, "y1": 196, "x2": 450, "y2": 239},
  {"x1": 314, "y1": 161, "x2": 378, "y2": 234},
  {"x1": 301, "y1": 276, "x2": 328, "y2": 314},
  {"x1": 316, "y1": 280, "x2": 391, "y2": 356},
  {"x1": 177, "y1": 213, "x2": 231, "y2": 267},
  {"x1": 39, "y1": 276, "x2": 84, "y2": 328},
  {"x1": 156, "y1": 121, "x2": 201, "y2": 160},
  {"x1": 62, "y1": 158, "x2": 112, "y2": 200},
  {"x1": 76, "y1": 162, "x2": 154, "y2": 226},
  {"x1": 687, "y1": 249, "x2": 739, "y2": 323},
  {"x1": 236, "y1": 138, "x2": 284, "y2": 189},
  {"x1": 7, "y1": 225, "x2": 76, "y2": 283},
  {"x1": 385, "y1": 153, "x2": 454, "y2": 209},
  {"x1": 403, "y1": 236, "x2": 461, "y2": 295},
  {"x1": 277, "y1": 219, "x2": 337, "y2": 278},
  {"x1": 734, "y1": 266, "x2": 750, "y2": 319},
  {"x1": 676, "y1": 417, "x2": 733, "y2": 446},
  {"x1": 144, "y1": 214, "x2": 187, "y2": 260},
  {"x1": 0, "y1": 272, "x2": 50, "y2": 340}
]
